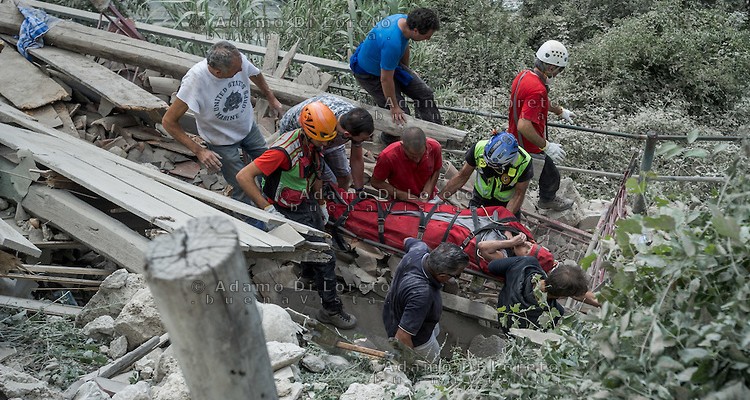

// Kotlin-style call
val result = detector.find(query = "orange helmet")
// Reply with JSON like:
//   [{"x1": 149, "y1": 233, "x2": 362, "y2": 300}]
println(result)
[{"x1": 299, "y1": 101, "x2": 337, "y2": 142}]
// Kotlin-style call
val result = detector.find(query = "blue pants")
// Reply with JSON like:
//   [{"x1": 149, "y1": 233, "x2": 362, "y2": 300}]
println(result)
[{"x1": 207, "y1": 122, "x2": 267, "y2": 205}]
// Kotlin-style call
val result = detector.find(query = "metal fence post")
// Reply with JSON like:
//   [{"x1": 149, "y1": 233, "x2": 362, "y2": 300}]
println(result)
[{"x1": 633, "y1": 131, "x2": 658, "y2": 214}]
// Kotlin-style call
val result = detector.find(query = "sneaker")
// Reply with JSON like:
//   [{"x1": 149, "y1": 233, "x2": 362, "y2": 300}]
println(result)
[
  {"x1": 317, "y1": 308, "x2": 357, "y2": 330},
  {"x1": 538, "y1": 197, "x2": 574, "y2": 211}
]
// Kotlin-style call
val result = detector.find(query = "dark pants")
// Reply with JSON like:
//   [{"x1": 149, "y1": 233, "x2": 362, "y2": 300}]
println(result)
[
  {"x1": 539, "y1": 154, "x2": 561, "y2": 202},
  {"x1": 274, "y1": 200, "x2": 342, "y2": 313},
  {"x1": 354, "y1": 64, "x2": 443, "y2": 126}
]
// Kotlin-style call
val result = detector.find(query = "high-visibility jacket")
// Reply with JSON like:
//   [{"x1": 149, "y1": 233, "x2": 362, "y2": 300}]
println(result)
[
  {"x1": 263, "y1": 129, "x2": 322, "y2": 208},
  {"x1": 472, "y1": 140, "x2": 531, "y2": 202}
]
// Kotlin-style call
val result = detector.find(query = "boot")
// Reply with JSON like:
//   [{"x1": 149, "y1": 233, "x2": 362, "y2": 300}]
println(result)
[
  {"x1": 317, "y1": 308, "x2": 357, "y2": 330},
  {"x1": 538, "y1": 196, "x2": 574, "y2": 211}
]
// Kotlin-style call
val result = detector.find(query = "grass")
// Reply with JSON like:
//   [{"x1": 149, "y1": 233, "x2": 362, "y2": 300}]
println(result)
[{"x1": 0, "y1": 307, "x2": 108, "y2": 389}]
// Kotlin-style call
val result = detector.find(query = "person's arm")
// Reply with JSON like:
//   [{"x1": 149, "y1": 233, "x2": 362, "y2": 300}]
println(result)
[
  {"x1": 420, "y1": 169, "x2": 440, "y2": 200},
  {"x1": 573, "y1": 291, "x2": 601, "y2": 307},
  {"x1": 349, "y1": 145, "x2": 365, "y2": 189},
  {"x1": 400, "y1": 46, "x2": 410, "y2": 68},
  {"x1": 478, "y1": 234, "x2": 526, "y2": 261},
  {"x1": 380, "y1": 69, "x2": 405, "y2": 124},
  {"x1": 505, "y1": 180, "x2": 529, "y2": 216},
  {"x1": 236, "y1": 162, "x2": 270, "y2": 209},
  {"x1": 371, "y1": 177, "x2": 419, "y2": 201},
  {"x1": 440, "y1": 162, "x2": 474, "y2": 200},
  {"x1": 394, "y1": 327, "x2": 414, "y2": 348},
  {"x1": 517, "y1": 119, "x2": 547, "y2": 149},
  {"x1": 162, "y1": 98, "x2": 222, "y2": 171},
  {"x1": 249, "y1": 73, "x2": 283, "y2": 116}
]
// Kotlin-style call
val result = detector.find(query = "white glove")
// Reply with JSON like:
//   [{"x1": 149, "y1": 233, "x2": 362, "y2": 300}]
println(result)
[
  {"x1": 264, "y1": 204, "x2": 285, "y2": 218},
  {"x1": 544, "y1": 142, "x2": 566, "y2": 164},
  {"x1": 320, "y1": 204, "x2": 330, "y2": 225},
  {"x1": 427, "y1": 197, "x2": 443, "y2": 205},
  {"x1": 559, "y1": 108, "x2": 576, "y2": 124}
]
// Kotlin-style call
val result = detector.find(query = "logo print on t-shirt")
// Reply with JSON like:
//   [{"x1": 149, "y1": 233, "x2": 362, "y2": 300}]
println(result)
[
  {"x1": 223, "y1": 91, "x2": 242, "y2": 113},
  {"x1": 213, "y1": 79, "x2": 249, "y2": 122}
]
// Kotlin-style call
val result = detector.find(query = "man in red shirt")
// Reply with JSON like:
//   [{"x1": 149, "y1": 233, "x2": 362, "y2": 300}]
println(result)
[
  {"x1": 507, "y1": 40, "x2": 576, "y2": 211},
  {"x1": 371, "y1": 127, "x2": 442, "y2": 201}
]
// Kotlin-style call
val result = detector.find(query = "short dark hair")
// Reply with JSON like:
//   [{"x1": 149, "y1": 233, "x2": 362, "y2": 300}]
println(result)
[
  {"x1": 407, "y1": 8, "x2": 440, "y2": 34},
  {"x1": 339, "y1": 108, "x2": 374, "y2": 137},
  {"x1": 546, "y1": 265, "x2": 588, "y2": 298},
  {"x1": 207, "y1": 41, "x2": 240, "y2": 72},
  {"x1": 426, "y1": 243, "x2": 468, "y2": 276},
  {"x1": 401, "y1": 127, "x2": 426, "y2": 153}
]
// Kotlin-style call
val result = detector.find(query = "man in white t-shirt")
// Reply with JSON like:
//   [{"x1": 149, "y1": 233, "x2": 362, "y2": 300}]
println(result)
[{"x1": 162, "y1": 41, "x2": 283, "y2": 206}]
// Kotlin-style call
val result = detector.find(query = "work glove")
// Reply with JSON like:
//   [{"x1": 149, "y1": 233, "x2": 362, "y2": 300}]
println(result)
[
  {"x1": 320, "y1": 204, "x2": 330, "y2": 225},
  {"x1": 545, "y1": 142, "x2": 566, "y2": 164},
  {"x1": 427, "y1": 197, "x2": 443, "y2": 205},
  {"x1": 264, "y1": 204, "x2": 286, "y2": 219},
  {"x1": 559, "y1": 108, "x2": 576, "y2": 124}
]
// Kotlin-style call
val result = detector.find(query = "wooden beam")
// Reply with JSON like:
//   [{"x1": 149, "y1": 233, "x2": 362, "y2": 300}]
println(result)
[
  {"x1": 21, "y1": 184, "x2": 149, "y2": 273},
  {"x1": 15, "y1": 264, "x2": 111, "y2": 276},
  {"x1": 0, "y1": 217, "x2": 42, "y2": 257},
  {"x1": 0, "y1": 294, "x2": 82, "y2": 316},
  {"x1": 273, "y1": 39, "x2": 300, "y2": 79},
  {"x1": 24, "y1": 45, "x2": 168, "y2": 113},
  {"x1": 0, "y1": 4, "x2": 466, "y2": 144},
  {"x1": 0, "y1": 39, "x2": 69, "y2": 109},
  {"x1": 145, "y1": 217, "x2": 277, "y2": 399},
  {"x1": 261, "y1": 33, "x2": 280, "y2": 74},
  {"x1": 22, "y1": 0, "x2": 351, "y2": 73},
  {"x1": 0, "y1": 102, "x2": 325, "y2": 239},
  {"x1": 0, "y1": 272, "x2": 102, "y2": 286}
]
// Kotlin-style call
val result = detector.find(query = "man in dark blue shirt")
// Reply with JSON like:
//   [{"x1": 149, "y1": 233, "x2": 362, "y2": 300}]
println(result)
[{"x1": 383, "y1": 238, "x2": 469, "y2": 361}]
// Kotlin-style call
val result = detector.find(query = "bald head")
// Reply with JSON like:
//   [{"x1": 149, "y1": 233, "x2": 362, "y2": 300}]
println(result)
[{"x1": 401, "y1": 127, "x2": 426, "y2": 153}]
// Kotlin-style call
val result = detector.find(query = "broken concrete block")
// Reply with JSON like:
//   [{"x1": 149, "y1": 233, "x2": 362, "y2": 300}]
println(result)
[
  {"x1": 77, "y1": 269, "x2": 146, "y2": 326},
  {"x1": 108, "y1": 335, "x2": 128, "y2": 359},
  {"x1": 467, "y1": 334, "x2": 505, "y2": 358},
  {"x1": 82, "y1": 315, "x2": 116, "y2": 340},
  {"x1": 340, "y1": 383, "x2": 386, "y2": 400},
  {"x1": 150, "y1": 373, "x2": 190, "y2": 400},
  {"x1": 114, "y1": 288, "x2": 166, "y2": 350},
  {"x1": 301, "y1": 354, "x2": 326, "y2": 373},
  {"x1": 273, "y1": 366, "x2": 302, "y2": 399},
  {"x1": 323, "y1": 355, "x2": 351, "y2": 371},
  {"x1": 0, "y1": 363, "x2": 64, "y2": 400},
  {"x1": 267, "y1": 341, "x2": 305, "y2": 371},
  {"x1": 73, "y1": 381, "x2": 110, "y2": 400},
  {"x1": 256, "y1": 303, "x2": 303, "y2": 345},
  {"x1": 111, "y1": 381, "x2": 151, "y2": 400},
  {"x1": 154, "y1": 346, "x2": 179, "y2": 384}
]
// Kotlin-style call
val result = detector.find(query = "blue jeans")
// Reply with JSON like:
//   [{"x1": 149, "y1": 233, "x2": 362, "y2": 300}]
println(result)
[
  {"x1": 321, "y1": 144, "x2": 351, "y2": 184},
  {"x1": 207, "y1": 122, "x2": 267, "y2": 205}
]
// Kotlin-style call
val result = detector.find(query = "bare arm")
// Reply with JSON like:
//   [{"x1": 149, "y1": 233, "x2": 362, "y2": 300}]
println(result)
[
  {"x1": 399, "y1": 47, "x2": 410, "y2": 68},
  {"x1": 420, "y1": 168, "x2": 440, "y2": 200},
  {"x1": 517, "y1": 118, "x2": 547, "y2": 149},
  {"x1": 371, "y1": 177, "x2": 419, "y2": 201},
  {"x1": 162, "y1": 98, "x2": 222, "y2": 171},
  {"x1": 249, "y1": 73, "x2": 283, "y2": 116},
  {"x1": 440, "y1": 162, "x2": 474, "y2": 200},
  {"x1": 478, "y1": 234, "x2": 526, "y2": 261},
  {"x1": 573, "y1": 291, "x2": 601, "y2": 307},
  {"x1": 236, "y1": 162, "x2": 270, "y2": 209},
  {"x1": 349, "y1": 145, "x2": 365, "y2": 189},
  {"x1": 380, "y1": 69, "x2": 405, "y2": 124},
  {"x1": 505, "y1": 180, "x2": 529, "y2": 215},
  {"x1": 394, "y1": 327, "x2": 414, "y2": 348}
]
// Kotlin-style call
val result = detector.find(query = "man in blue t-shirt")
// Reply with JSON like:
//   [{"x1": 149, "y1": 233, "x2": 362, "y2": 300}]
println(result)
[
  {"x1": 382, "y1": 238, "x2": 468, "y2": 361},
  {"x1": 350, "y1": 8, "x2": 442, "y2": 144}
]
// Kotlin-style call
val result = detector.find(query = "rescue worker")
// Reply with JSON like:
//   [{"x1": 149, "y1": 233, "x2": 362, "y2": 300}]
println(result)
[
  {"x1": 439, "y1": 131, "x2": 532, "y2": 217},
  {"x1": 236, "y1": 102, "x2": 357, "y2": 329}
]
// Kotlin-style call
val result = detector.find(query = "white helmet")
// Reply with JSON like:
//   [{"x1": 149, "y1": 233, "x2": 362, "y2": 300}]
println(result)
[{"x1": 536, "y1": 40, "x2": 569, "y2": 67}]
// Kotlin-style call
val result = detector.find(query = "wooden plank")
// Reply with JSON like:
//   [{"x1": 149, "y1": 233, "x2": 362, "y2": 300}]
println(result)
[
  {"x1": 0, "y1": 122, "x2": 295, "y2": 252},
  {"x1": 22, "y1": 184, "x2": 148, "y2": 273},
  {"x1": 52, "y1": 102, "x2": 79, "y2": 137},
  {"x1": 261, "y1": 33, "x2": 280, "y2": 74},
  {"x1": 0, "y1": 294, "x2": 82, "y2": 317},
  {"x1": 0, "y1": 102, "x2": 324, "y2": 239},
  {"x1": 22, "y1": 0, "x2": 351, "y2": 73},
  {"x1": 25, "y1": 104, "x2": 62, "y2": 128},
  {"x1": 25, "y1": 45, "x2": 168, "y2": 113},
  {"x1": 273, "y1": 39, "x2": 300, "y2": 79},
  {"x1": 0, "y1": 218, "x2": 42, "y2": 257},
  {"x1": 15, "y1": 264, "x2": 111, "y2": 276},
  {"x1": 0, "y1": 5, "x2": 466, "y2": 144},
  {"x1": 441, "y1": 292, "x2": 499, "y2": 323},
  {"x1": 0, "y1": 39, "x2": 69, "y2": 109},
  {"x1": 0, "y1": 272, "x2": 102, "y2": 286}
]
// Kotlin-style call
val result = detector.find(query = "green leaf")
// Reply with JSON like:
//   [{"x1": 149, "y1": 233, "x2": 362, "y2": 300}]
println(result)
[
  {"x1": 676, "y1": 367, "x2": 698, "y2": 382},
  {"x1": 711, "y1": 207, "x2": 741, "y2": 241},
  {"x1": 616, "y1": 218, "x2": 643, "y2": 234},
  {"x1": 580, "y1": 253, "x2": 598, "y2": 271},
  {"x1": 650, "y1": 322, "x2": 665, "y2": 356},
  {"x1": 656, "y1": 142, "x2": 681, "y2": 156},
  {"x1": 681, "y1": 348, "x2": 710, "y2": 363},
  {"x1": 625, "y1": 177, "x2": 645, "y2": 194},
  {"x1": 656, "y1": 356, "x2": 684, "y2": 370},
  {"x1": 678, "y1": 231, "x2": 696, "y2": 257},
  {"x1": 644, "y1": 215, "x2": 676, "y2": 231}
]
